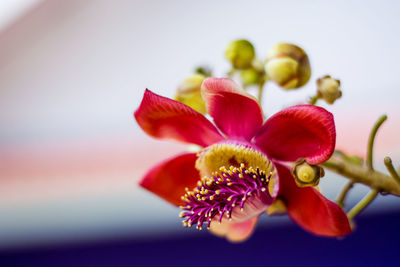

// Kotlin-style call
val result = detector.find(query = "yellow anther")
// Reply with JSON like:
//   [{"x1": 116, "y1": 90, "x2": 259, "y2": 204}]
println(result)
[
  {"x1": 261, "y1": 187, "x2": 266, "y2": 192},
  {"x1": 215, "y1": 190, "x2": 220, "y2": 195},
  {"x1": 240, "y1": 163, "x2": 245, "y2": 169}
]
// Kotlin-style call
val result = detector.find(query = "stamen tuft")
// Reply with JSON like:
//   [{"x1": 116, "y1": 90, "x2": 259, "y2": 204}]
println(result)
[{"x1": 180, "y1": 164, "x2": 275, "y2": 230}]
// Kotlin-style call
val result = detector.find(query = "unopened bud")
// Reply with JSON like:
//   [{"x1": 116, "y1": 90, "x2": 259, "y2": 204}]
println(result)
[
  {"x1": 174, "y1": 74, "x2": 207, "y2": 114},
  {"x1": 317, "y1": 75, "x2": 342, "y2": 104},
  {"x1": 292, "y1": 159, "x2": 324, "y2": 187},
  {"x1": 225, "y1": 39, "x2": 255, "y2": 69},
  {"x1": 265, "y1": 43, "x2": 311, "y2": 90},
  {"x1": 240, "y1": 68, "x2": 260, "y2": 86}
]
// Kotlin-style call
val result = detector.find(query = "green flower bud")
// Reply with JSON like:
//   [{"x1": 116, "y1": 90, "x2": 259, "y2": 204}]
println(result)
[
  {"x1": 240, "y1": 68, "x2": 260, "y2": 86},
  {"x1": 291, "y1": 159, "x2": 325, "y2": 187},
  {"x1": 265, "y1": 43, "x2": 311, "y2": 90},
  {"x1": 317, "y1": 75, "x2": 342, "y2": 104},
  {"x1": 174, "y1": 74, "x2": 207, "y2": 114},
  {"x1": 225, "y1": 39, "x2": 255, "y2": 69}
]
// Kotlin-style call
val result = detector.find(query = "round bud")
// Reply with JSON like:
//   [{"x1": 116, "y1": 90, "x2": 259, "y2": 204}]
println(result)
[
  {"x1": 292, "y1": 159, "x2": 324, "y2": 187},
  {"x1": 317, "y1": 75, "x2": 342, "y2": 104},
  {"x1": 174, "y1": 74, "x2": 207, "y2": 114},
  {"x1": 240, "y1": 68, "x2": 260, "y2": 86},
  {"x1": 264, "y1": 43, "x2": 311, "y2": 90},
  {"x1": 225, "y1": 39, "x2": 255, "y2": 69}
]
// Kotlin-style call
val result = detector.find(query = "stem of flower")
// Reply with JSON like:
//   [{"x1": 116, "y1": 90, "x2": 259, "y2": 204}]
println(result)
[
  {"x1": 323, "y1": 156, "x2": 400, "y2": 196},
  {"x1": 384, "y1": 156, "x2": 400, "y2": 185},
  {"x1": 347, "y1": 189, "x2": 379, "y2": 221},
  {"x1": 336, "y1": 181, "x2": 354, "y2": 208},
  {"x1": 257, "y1": 81, "x2": 266, "y2": 104},
  {"x1": 309, "y1": 95, "x2": 319, "y2": 105},
  {"x1": 366, "y1": 115, "x2": 387, "y2": 170}
]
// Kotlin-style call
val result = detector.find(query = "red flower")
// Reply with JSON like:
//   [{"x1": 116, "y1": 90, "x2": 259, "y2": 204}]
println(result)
[{"x1": 134, "y1": 78, "x2": 351, "y2": 242}]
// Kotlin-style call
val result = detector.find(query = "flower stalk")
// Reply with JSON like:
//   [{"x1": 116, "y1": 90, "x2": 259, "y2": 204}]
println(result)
[
  {"x1": 384, "y1": 157, "x2": 400, "y2": 185},
  {"x1": 323, "y1": 156, "x2": 400, "y2": 196},
  {"x1": 347, "y1": 189, "x2": 379, "y2": 221},
  {"x1": 336, "y1": 181, "x2": 354, "y2": 209},
  {"x1": 366, "y1": 115, "x2": 387, "y2": 170}
]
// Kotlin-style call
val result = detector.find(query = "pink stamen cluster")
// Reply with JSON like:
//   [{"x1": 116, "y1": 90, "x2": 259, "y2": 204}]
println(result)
[{"x1": 180, "y1": 164, "x2": 273, "y2": 230}]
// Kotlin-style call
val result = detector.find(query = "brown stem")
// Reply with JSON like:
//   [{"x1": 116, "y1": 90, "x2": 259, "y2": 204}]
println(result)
[{"x1": 323, "y1": 156, "x2": 400, "y2": 196}]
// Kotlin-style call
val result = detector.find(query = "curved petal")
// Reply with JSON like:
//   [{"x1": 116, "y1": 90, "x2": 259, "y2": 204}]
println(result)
[
  {"x1": 201, "y1": 78, "x2": 264, "y2": 141},
  {"x1": 135, "y1": 89, "x2": 224, "y2": 147},
  {"x1": 254, "y1": 105, "x2": 335, "y2": 165},
  {"x1": 139, "y1": 153, "x2": 200, "y2": 206},
  {"x1": 209, "y1": 217, "x2": 258, "y2": 243},
  {"x1": 276, "y1": 163, "x2": 351, "y2": 237}
]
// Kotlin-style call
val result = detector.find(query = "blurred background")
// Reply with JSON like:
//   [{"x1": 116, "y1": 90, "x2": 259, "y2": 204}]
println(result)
[{"x1": 1, "y1": 0, "x2": 400, "y2": 265}]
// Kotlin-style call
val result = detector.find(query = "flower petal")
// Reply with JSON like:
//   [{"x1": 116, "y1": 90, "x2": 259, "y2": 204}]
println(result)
[
  {"x1": 276, "y1": 163, "x2": 351, "y2": 237},
  {"x1": 201, "y1": 78, "x2": 264, "y2": 141},
  {"x1": 139, "y1": 153, "x2": 200, "y2": 206},
  {"x1": 209, "y1": 217, "x2": 258, "y2": 243},
  {"x1": 254, "y1": 105, "x2": 335, "y2": 165},
  {"x1": 135, "y1": 89, "x2": 224, "y2": 147}
]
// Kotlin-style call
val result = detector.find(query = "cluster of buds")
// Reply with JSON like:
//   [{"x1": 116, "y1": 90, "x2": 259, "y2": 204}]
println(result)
[
  {"x1": 174, "y1": 39, "x2": 343, "y2": 117},
  {"x1": 224, "y1": 40, "x2": 311, "y2": 91}
]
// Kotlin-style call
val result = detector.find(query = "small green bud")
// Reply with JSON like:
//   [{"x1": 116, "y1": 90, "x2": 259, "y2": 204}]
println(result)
[
  {"x1": 240, "y1": 68, "x2": 260, "y2": 86},
  {"x1": 265, "y1": 43, "x2": 311, "y2": 90},
  {"x1": 317, "y1": 75, "x2": 342, "y2": 104},
  {"x1": 174, "y1": 74, "x2": 207, "y2": 114},
  {"x1": 225, "y1": 39, "x2": 255, "y2": 69},
  {"x1": 292, "y1": 159, "x2": 324, "y2": 187}
]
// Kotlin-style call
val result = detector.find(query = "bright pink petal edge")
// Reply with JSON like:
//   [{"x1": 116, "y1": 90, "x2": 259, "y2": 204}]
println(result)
[
  {"x1": 139, "y1": 153, "x2": 200, "y2": 206},
  {"x1": 254, "y1": 105, "x2": 336, "y2": 165},
  {"x1": 201, "y1": 78, "x2": 264, "y2": 141},
  {"x1": 135, "y1": 89, "x2": 224, "y2": 147}
]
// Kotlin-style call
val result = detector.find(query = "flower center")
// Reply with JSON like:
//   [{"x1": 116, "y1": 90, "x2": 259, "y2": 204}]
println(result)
[
  {"x1": 195, "y1": 141, "x2": 271, "y2": 177},
  {"x1": 180, "y1": 164, "x2": 277, "y2": 230}
]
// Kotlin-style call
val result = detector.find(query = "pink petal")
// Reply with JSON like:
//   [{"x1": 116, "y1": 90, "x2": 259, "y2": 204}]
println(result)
[
  {"x1": 209, "y1": 217, "x2": 258, "y2": 243},
  {"x1": 276, "y1": 163, "x2": 351, "y2": 237},
  {"x1": 254, "y1": 105, "x2": 335, "y2": 165},
  {"x1": 139, "y1": 153, "x2": 200, "y2": 206},
  {"x1": 201, "y1": 78, "x2": 264, "y2": 141},
  {"x1": 135, "y1": 89, "x2": 224, "y2": 147}
]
